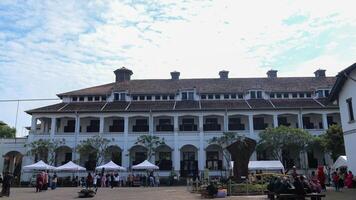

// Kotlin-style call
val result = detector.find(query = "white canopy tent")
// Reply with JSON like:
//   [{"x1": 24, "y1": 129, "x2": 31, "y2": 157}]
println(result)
[
  {"x1": 248, "y1": 161, "x2": 284, "y2": 171},
  {"x1": 96, "y1": 161, "x2": 126, "y2": 171},
  {"x1": 132, "y1": 160, "x2": 159, "y2": 170},
  {"x1": 23, "y1": 160, "x2": 55, "y2": 171},
  {"x1": 55, "y1": 161, "x2": 86, "y2": 172},
  {"x1": 333, "y1": 156, "x2": 348, "y2": 169}
]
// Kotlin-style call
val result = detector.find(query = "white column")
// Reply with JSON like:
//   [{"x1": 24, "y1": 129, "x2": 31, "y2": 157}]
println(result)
[
  {"x1": 298, "y1": 113, "x2": 303, "y2": 129},
  {"x1": 173, "y1": 115, "x2": 180, "y2": 173},
  {"x1": 123, "y1": 116, "x2": 129, "y2": 168},
  {"x1": 149, "y1": 114, "x2": 154, "y2": 136},
  {"x1": 73, "y1": 115, "x2": 80, "y2": 162},
  {"x1": 322, "y1": 113, "x2": 328, "y2": 130},
  {"x1": 50, "y1": 117, "x2": 56, "y2": 139},
  {"x1": 248, "y1": 114, "x2": 254, "y2": 134},
  {"x1": 224, "y1": 112, "x2": 228, "y2": 132},
  {"x1": 99, "y1": 116, "x2": 104, "y2": 135},
  {"x1": 273, "y1": 114, "x2": 278, "y2": 128},
  {"x1": 31, "y1": 117, "x2": 37, "y2": 134},
  {"x1": 198, "y1": 114, "x2": 205, "y2": 171}
]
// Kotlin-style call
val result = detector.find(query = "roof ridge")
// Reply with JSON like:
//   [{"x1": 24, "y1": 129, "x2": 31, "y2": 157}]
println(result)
[
  {"x1": 125, "y1": 101, "x2": 132, "y2": 111},
  {"x1": 57, "y1": 103, "x2": 69, "y2": 111},
  {"x1": 268, "y1": 99, "x2": 276, "y2": 109},
  {"x1": 173, "y1": 101, "x2": 177, "y2": 110},
  {"x1": 312, "y1": 98, "x2": 325, "y2": 107},
  {"x1": 101, "y1": 101, "x2": 109, "y2": 111},
  {"x1": 244, "y1": 99, "x2": 252, "y2": 109}
]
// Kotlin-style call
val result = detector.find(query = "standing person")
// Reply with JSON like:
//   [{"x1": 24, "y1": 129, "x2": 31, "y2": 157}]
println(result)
[
  {"x1": 51, "y1": 173, "x2": 57, "y2": 190},
  {"x1": 101, "y1": 173, "x2": 106, "y2": 187},
  {"x1": 1, "y1": 172, "x2": 12, "y2": 197},
  {"x1": 94, "y1": 173, "x2": 100, "y2": 189},
  {"x1": 345, "y1": 171, "x2": 354, "y2": 188},
  {"x1": 36, "y1": 173, "x2": 43, "y2": 192},
  {"x1": 110, "y1": 173, "x2": 115, "y2": 188},
  {"x1": 86, "y1": 173, "x2": 93, "y2": 188},
  {"x1": 338, "y1": 170, "x2": 345, "y2": 190},
  {"x1": 43, "y1": 171, "x2": 48, "y2": 190},
  {"x1": 332, "y1": 171, "x2": 340, "y2": 191},
  {"x1": 317, "y1": 166, "x2": 326, "y2": 191}
]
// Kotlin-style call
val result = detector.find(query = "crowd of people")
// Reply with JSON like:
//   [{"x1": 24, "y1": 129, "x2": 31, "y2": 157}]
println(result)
[
  {"x1": 267, "y1": 166, "x2": 354, "y2": 196},
  {"x1": 331, "y1": 170, "x2": 354, "y2": 191},
  {"x1": 35, "y1": 171, "x2": 58, "y2": 192},
  {"x1": 78, "y1": 171, "x2": 160, "y2": 189}
]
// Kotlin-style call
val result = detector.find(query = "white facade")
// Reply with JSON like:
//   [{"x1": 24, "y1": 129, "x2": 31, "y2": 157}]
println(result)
[
  {"x1": 0, "y1": 68, "x2": 342, "y2": 182},
  {"x1": 337, "y1": 69, "x2": 356, "y2": 173}
]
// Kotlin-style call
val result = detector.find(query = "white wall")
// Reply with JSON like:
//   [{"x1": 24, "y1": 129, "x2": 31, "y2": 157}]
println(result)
[{"x1": 338, "y1": 70, "x2": 356, "y2": 173}]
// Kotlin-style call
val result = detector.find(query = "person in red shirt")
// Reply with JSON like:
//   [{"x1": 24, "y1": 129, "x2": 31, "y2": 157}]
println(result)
[
  {"x1": 36, "y1": 173, "x2": 43, "y2": 192},
  {"x1": 317, "y1": 166, "x2": 326, "y2": 191},
  {"x1": 332, "y1": 171, "x2": 340, "y2": 191}
]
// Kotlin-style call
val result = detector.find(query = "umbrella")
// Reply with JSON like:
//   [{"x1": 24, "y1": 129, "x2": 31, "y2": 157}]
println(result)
[
  {"x1": 23, "y1": 160, "x2": 55, "y2": 171},
  {"x1": 55, "y1": 161, "x2": 86, "y2": 172},
  {"x1": 96, "y1": 161, "x2": 126, "y2": 171},
  {"x1": 132, "y1": 160, "x2": 159, "y2": 170}
]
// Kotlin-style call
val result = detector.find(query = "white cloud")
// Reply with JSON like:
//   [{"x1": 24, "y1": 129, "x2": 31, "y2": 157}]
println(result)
[{"x1": 1, "y1": 0, "x2": 356, "y2": 136}]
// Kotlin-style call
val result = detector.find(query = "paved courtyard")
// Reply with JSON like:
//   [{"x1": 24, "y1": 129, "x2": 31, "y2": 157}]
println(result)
[{"x1": 3, "y1": 186, "x2": 356, "y2": 200}]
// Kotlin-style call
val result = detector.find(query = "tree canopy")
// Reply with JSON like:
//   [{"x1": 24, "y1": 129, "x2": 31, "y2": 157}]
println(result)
[
  {"x1": 76, "y1": 135, "x2": 110, "y2": 166},
  {"x1": 0, "y1": 121, "x2": 16, "y2": 138},
  {"x1": 25, "y1": 139, "x2": 65, "y2": 164},
  {"x1": 257, "y1": 126, "x2": 313, "y2": 163},
  {"x1": 135, "y1": 135, "x2": 165, "y2": 161},
  {"x1": 319, "y1": 124, "x2": 345, "y2": 161}
]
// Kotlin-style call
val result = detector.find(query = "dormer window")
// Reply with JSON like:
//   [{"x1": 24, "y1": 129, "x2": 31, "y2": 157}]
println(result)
[
  {"x1": 250, "y1": 91, "x2": 263, "y2": 99},
  {"x1": 182, "y1": 90, "x2": 195, "y2": 100},
  {"x1": 72, "y1": 97, "x2": 78, "y2": 102},
  {"x1": 94, "y1": 96, "x2": 100, "y2": 101},
  {"x1": 169, "y1": 95, "x2": 175, "y2": 100},
  {"x1": 315, "y1": 89, "x2": 330, "y2": 98},
  {"x1": 88, "y1": 96, "x2": 93, "y2": 101},
  {"x1": 114, "y1": 92, "x2": 127, "y2": 101},
  {"x1": 79, "y1": 97, "x2": 84, "y2": 101},
  {"x1": 102, "y1": 96, "x2": 107, "y2": 101}
]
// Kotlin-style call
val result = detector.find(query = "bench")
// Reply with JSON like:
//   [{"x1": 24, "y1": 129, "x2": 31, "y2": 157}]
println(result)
[
  {"x1": 277, "y1": 193, "x2": 325, "y2": 200},
  {"x1": 266, "y1": 191, "x2": 325, "y2": 200}
]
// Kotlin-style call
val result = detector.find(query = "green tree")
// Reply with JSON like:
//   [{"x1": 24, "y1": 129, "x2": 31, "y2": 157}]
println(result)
[
  {"x1": 257, "y1": 126, "x2": 313, "y2": 164},
  {"x1": 321, "y1": 124, "x2": 345, "y2": 161},
  {"x1": 25, "y1": 139, "x2": 65, "y2": 164},
  {"x1": 76, "y1": 135, "x2": 110, "y2": 166},
  {"x1": 135, "y1": 135, "x2": 165, "y2": 161},
  {"x1": 0, "y1": 121, "x2": 16, "y2": 138}
]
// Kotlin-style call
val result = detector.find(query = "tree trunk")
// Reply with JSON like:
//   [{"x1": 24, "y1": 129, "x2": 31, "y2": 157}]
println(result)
[{"x1": 226, "y1": 138, "x2": 256, "y2": 183}]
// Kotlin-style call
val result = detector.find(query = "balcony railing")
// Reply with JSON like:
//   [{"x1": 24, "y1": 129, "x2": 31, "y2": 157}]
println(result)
[
  {"x1": 228, "y1": 123, "x2": 245, "y2": 131},
  {"x1": 64, "y1": 126, "x2": 75, "y2": 133},
  {"x1": 132, "y1": 125, "x2": 149, "y2": 132},
  {"x1": 254, "y1": 123, "x2": 268, "y2": 130},
  {"x1": 179, "y1": 124, "x2": 198, "y2": 132},
  {"x1": 109, "y1": 126, "x2": 124, "y2": 132},
  {"x1": 203, "y1": 124, "x2": 222, "y2": 131},
  {"x1": 156, "y1": 125, "x2": 174, "y2": 132},
  {"x1": 86, "y1": 126, "x2": 99, "y2": 132}
]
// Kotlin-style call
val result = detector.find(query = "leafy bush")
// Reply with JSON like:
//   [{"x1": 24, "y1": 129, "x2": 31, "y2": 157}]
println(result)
[{"x1": 230, "y1": 183, "x2": 267, "y2": 195}]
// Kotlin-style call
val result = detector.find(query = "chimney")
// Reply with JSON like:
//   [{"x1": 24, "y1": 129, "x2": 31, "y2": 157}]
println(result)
[
  {"x1": 171, "y1": 71, "x2": 180, "y2": 80},
  {"x1": 267, "y1": 70, "x2": 278, "y2": 78},
  {"x1": 219, "y1": 70, "x2": 229, "y2": 80},
  {"x1": 314, "y1": 69, "x2": 326, "y2": 78},
  {"x1": 114, "y1": 67, "x2": 133, "y2": 82}
]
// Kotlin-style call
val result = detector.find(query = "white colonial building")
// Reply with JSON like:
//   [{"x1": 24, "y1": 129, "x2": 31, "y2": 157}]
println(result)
[
  {"x1": 1, "y1": 67, "x2": 342, "y2": 181},
  {"x1": 330, "y1": 63, "x2": 356, "y2": 173}
]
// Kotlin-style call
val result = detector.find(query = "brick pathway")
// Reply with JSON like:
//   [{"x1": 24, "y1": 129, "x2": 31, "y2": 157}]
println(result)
[{"x1": 4, "y1": 186, "x2": 356, "y2": 200}]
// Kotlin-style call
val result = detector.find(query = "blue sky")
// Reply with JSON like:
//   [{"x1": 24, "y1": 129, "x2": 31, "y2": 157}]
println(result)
[{"x1": 1, "y1": 0, "x2": 356, "y2": 136}]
